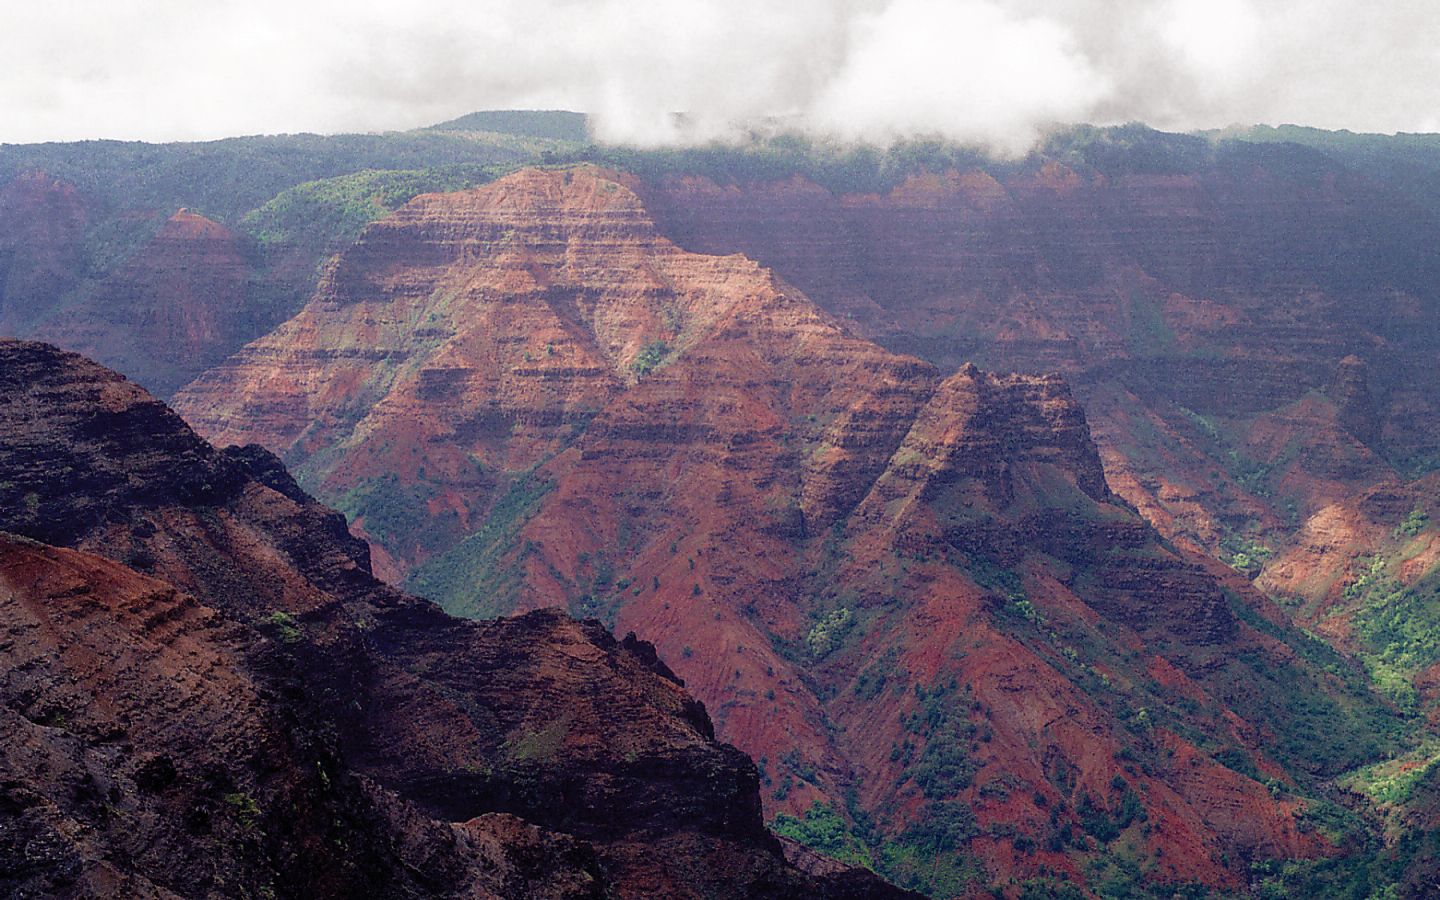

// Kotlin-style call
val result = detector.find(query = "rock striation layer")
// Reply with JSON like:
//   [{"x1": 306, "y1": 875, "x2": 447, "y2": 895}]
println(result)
[{"x1": 634, "y1": 147, "x2": 1440, "y2": 589}]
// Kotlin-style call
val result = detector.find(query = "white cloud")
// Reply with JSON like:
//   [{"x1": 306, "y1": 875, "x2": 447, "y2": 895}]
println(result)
[
  {"x1": 806, "y1": 0, "x2": 1110, "y2": 153},
  {"x1": 1157, "y1": 0, "x2": 1264, "y2": 93},
  {"x1": 2, "y1": 0, "x2": 1437, "y2": 148}
]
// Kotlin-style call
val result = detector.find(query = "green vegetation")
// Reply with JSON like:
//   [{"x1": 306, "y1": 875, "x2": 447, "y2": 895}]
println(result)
[
  {"x1": 1042, "y1": 123, "x2": 1213, "y2": 177},
  {"x1": 770, "y1": 802, "x2": 874, "y2": 868},
  {"x1": 1395, "y1": 507, "x2": 1430, "y2": 538},
  {"x1": 241, "y1": 164, "x2": 507, "y2": 252},
  {"x1": 259, "y1": 610, "x2": 302, "y2": 644},
  {"x1": 769, "y1": 799, "x2": 982, "y2": 899},
  {"x1": 805, "y1": 607, "x2": 853, "y2": 658},
  {"x1": 1124, "y1": 289, "x2": 1176, "y2": 357},
  {"x1": 223, "y1": 792, "x2": 262, "y2": 829},
  {"x1": 1075, "y1": 788, "x2": 1144, "y2": 844},
  {"x1": 629, "y1": 340, "x2": 671, "y2": 378},
  {"x1": 1346, "y1": 561, "x2": 1440, "y2": 709},
  {"x1": 900, "y1": 681, "x2": 979, "y2": 799},
  {"x1": 897, "y1": 800, "x2": 977, "y2": 855},
  {"x1": 0, "y1": 129, "x2": 551, "y2": 225},
  {"x1": 1247, "y1": 747, "x2": 1440, "y2": 898},
  {"x1": 1342, "y1": 741, "x2": 1440, "y2": 808},
  {"x1": 571, "y1": 551, "x2": 627, "y2": 629},
  {"x1": 406, "y1": 470, "x2": 555, "y2": 618},
  {"x1": 333, "y1": 473, "x2": 444, "y2": 552},
  {"x1": 853, "y1": 648, "x2": 903, "y2": 700},
  {"x1": 878, "y1": 800, "x2": 983, "y2": 898},
  {"x1": 964, "y1": 552, "x2": 1027, "y2": 604},
  {"x1": 589, "y1": 133, "x2": 992, "y2": 196},
  {"x1": 427, "y1": 109, "x2": 590, "y2": 143},
  {"x1": 1220, "y1": 529, "x2": 1274, "y2": 579},
  {"x1": 1219, "y1": 589, "x2": 1408, "y2": 776},
  {"x1": 1176, "y1": 405, "x2": 1291, "y2": 501}
]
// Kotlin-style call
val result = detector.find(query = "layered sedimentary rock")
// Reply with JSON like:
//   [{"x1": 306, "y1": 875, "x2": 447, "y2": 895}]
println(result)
[
  {"x1": 33, "y1": 209, "x2": 254, "y2": 396},
  {"x1": 0, "y1": 338, "x2": 910, "y2": 899},
  {"x1": 175, "y1": 168, "x2": 1398, "y2": 893}
]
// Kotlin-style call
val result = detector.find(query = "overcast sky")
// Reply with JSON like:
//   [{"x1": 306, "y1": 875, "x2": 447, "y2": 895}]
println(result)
[{"x1": 4, "y1": 0, "x2": 1439, "y2": 151}]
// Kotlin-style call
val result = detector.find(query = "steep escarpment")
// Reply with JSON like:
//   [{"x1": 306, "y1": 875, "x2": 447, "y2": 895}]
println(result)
[
  {"x1": 0, "y1": 338, "x2": 911, "y2": 899},
  {"x1": 175, "y1": 168, "x2": 1401, "y2": 894}
]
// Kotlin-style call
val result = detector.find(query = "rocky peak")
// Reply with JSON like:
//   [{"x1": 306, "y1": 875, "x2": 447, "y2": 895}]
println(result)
[
  {"x1": 32, "y1": 204, "x2": 252, "y2": 397},
  {"x1": 871, "y1": 365, "x2": 1114, "y2": 513}
]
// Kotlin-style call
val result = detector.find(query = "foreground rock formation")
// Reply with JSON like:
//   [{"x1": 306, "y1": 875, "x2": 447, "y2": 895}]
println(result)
[
  {"x1": 174, "y1": 167, "x2": 1403, "y2": 894},
  {"x1": 0, "y1": 338, "x2": 911, "y2": 899}
]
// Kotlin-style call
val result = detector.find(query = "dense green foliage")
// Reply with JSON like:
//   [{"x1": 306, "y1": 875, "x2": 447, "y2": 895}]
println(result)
[
  {"x1": 241, "y1": 165, "x2": 508, "y2": 252},
  {"x1": 1395, "y1": 507, "x2": 1430, "y2": 538},
  {"x1": 333, "y1": 473, "x2": 446, "y2": 552},
  {"x1": 1347, "y1": 562, "x2": 1440, "y2": 709},
  {"x1": 770, "y1": 800, "x2": 982, "y2": 899},
  {"x1": 770, "y1": 802, "x2": 874, "y2": 867},
  {"x1": 1219, "y1": 530, "x2": 1275, "y2": 579},
  {"x1": 805, "y1": 607, "x2": 853, "y2": 658},
  {"x1": 899, "y1": 680, "x2": 979, "y2": 799},
  {"x1": 1220, "y1": 589, "x2": 1408, "y2": 776}
]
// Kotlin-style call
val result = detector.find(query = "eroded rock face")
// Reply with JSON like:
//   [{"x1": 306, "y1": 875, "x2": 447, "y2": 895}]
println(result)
[
  {"x1": 1330, "y1": 354, "x2": 1381, "y2": 447},
  {"x1": 173, "y1": 169, "x2": 1396, "y2": 891},
  {"x1": 0, "y1": 172, "x2": 87, "y2": 333},
  {"x1": 0, "y1": 338, "x2": 911, "y2": 899},
  {"x1": 33, "y1": 209, "x2": 254, "y2": 396}
]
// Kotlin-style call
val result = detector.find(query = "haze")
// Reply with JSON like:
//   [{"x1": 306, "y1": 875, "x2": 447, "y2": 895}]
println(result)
[{"x1": 5, "y1": 0, "x2": 1439, "y2": 151}]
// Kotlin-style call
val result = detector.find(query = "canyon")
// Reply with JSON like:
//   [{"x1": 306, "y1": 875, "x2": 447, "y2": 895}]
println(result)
[
  {"x1": 172, "y1": 165, "x2": 1410, "y2": 893},
  {"x1": 4, "y1": 120, "x2": 1440, "y2": 896}
]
